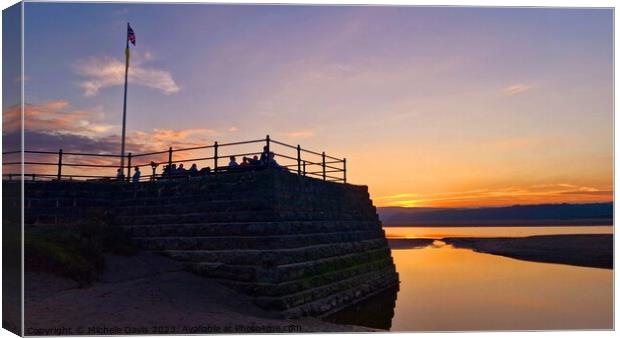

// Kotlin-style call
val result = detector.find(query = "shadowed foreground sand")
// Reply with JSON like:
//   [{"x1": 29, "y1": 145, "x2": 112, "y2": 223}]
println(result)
[{"x1": 25, "y1": 253, "x2": 374, "y2": 335}]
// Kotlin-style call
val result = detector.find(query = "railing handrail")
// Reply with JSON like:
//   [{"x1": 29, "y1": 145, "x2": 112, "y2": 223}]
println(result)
[
  {"x1": 3, "y1": 137, "x2": 342, "y2": 161},
  {"x1": 2, "y1": 135, "x2": 348, "y2": 184}
]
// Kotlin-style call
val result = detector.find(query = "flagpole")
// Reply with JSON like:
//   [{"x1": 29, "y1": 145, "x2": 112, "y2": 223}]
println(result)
[{"x1": 120, "y1": 22, "x2": 130, "y2": 178}]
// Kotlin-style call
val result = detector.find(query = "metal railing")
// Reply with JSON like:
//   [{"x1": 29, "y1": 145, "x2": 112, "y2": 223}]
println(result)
[{"x1": 2, "y1": 135, "x2": 347, "y2": 183}]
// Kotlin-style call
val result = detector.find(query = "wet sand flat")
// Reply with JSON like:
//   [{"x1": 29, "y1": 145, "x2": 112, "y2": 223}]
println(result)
[{"x1": 443, "y1": 234, "x2": 613, "y2": 269}]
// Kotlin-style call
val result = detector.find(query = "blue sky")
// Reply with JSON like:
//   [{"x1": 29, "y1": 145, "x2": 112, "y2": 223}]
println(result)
[{"x1": 13, "y1": 3, "x2": 614, "y2": 206}]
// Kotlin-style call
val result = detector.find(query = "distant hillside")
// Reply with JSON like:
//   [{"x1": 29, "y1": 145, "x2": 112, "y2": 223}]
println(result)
[{"x1": 378, "y1": 202, "x2": 613, "y2": 226}]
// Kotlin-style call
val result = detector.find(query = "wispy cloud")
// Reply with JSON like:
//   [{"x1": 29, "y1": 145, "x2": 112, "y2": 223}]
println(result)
[
  {"x1": 3, "y1": 100, "x2": 114, "y2": 138},
  {"x1": 501, "y1": 83, "x2": 532, "y2": 96},
  {"x1": 129, "y1": 128, "x2": 217, "y2": 150},
  {"x1": 75, "y1": 53, "x2": 180, "y2": 96},
  {"x1": 285, "y1": 130, "x2": 315, "y2": 139},
  {"x1": 4, "y1": 100, "x2": 246, "y2": 176},
  {"x1": 3, "y1": 101, "x2": 236, "y2": 155},
  {"x1": 375, "y1": 193, "x2": 419, "y2": 200}
]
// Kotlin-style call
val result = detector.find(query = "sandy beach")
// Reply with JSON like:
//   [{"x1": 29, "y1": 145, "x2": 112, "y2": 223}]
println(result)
[{"x1": 24, "y1": 253, "x2": 374, "y2": 335}]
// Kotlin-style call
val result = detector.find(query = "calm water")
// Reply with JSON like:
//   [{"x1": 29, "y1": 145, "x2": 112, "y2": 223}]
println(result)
[
  {"x1": 327, "y1": 226, "x2": 613, "y2": 331},
  {"x1": 384, "y1": 225, "x2": 614, "y2": 239}
]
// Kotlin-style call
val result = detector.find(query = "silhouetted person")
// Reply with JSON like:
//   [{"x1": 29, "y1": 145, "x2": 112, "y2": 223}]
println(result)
[
  {"x1": 199, "y1": 166, "x2": 211, "y2": 175},
  {"x1": 189, "y1": 163, "x2": 198, "y2": 175},
  {"x1": 116, "y1": 168, "x2": 124, "y2": 180},
  {"x1": 176, "y1": 163, "x2": 187, "y2": 175},
  {"x1": 260, "y1": 146, "x2": 269, "y2": 165},
  {"x1": 248, "y1": 155, "x2": 260, "y2": 166},
  {"x1": 164, "y1": 163, "x2": 177, "y2": 178},
  {"x1": 267, "y1": 152, "x2": 278, "y2": 167},
  {"x1": 132, "y1": 166, "x2": 141, "y2": 183},
  {"x1": 240, "y1": 157, "x2": 250, "y2": 166},
  {"x1": 268, "y1": 152, "x2": 288, "y2": 171},
  {"x1": 228, "y1": 156, "x2": 238, "y2": 167}
]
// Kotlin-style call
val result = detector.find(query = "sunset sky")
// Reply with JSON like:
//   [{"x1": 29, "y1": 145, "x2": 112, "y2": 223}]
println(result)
[{"x1": 7, "y1": 3, "x2": 613, "y2": 207}]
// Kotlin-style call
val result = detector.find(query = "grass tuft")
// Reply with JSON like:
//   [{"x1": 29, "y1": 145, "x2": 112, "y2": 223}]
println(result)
[{"x1": 25, "y1": 222, "x2": 137, "y2": 285}]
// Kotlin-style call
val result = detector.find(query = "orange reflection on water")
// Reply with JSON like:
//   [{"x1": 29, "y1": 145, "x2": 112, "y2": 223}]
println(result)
[
  {"x1": 384, "y1": 225, "x2": 614, "y2": 239},
  {"x1": 390, "y1": 245, "x2": 613, "y2": 331}
]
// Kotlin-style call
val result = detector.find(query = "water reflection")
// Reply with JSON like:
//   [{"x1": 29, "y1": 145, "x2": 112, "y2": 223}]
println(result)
[
  {"x1": 392, "y1": 244, "x2": 612, "y2": 331},
  {"x1": 328, "y1": 241, "x2": 612, "y2": 331},
  {"x1": 431, "y1": 240, "x2": 446, "y2": 247},
  {"x1": 325, "y1": 286, "x2": 399, "y2": 330}
]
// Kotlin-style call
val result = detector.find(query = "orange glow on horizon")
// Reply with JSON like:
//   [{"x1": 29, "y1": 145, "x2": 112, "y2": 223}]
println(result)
[
  {"x1": 373, "y1": 194, "x2": 613, "y2": 208},
  {"x1": 372, "y1": 194, "x2": 613, "y2": 208},
  {"x1": 371, "y1": 184, "x2": 613, "y2": 208}
]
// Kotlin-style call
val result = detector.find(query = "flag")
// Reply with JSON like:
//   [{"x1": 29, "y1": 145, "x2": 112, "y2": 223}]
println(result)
[{"x1": 127, "y1": 24, "x2": 136, "y2": 46}]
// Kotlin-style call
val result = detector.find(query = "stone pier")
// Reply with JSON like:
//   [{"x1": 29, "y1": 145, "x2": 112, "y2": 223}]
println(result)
[{"x1": 13, "y1": 168, "x2": 399, "y2": 318}]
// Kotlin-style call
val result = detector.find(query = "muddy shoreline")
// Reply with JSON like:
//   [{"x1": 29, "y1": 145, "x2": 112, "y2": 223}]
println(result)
[{"x1": 389, "y1": 234, "x2": 613, "y2": 269}]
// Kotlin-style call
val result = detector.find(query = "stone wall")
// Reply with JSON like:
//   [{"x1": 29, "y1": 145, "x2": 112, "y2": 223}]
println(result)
[{"x1": 15, "y1": 168, "x2": 399, "y2": 318}]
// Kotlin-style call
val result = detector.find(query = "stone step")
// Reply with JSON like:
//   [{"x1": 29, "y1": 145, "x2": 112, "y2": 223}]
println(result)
[
  {"x1": 24, "y1": 198, "x2": 112, "y2": 208},
  {"x1": 110, "y1": 171, "x2": 276, "y2": 197},
  {"x1": 282, "y1": 268, "x2": 400, "y2": 318},
  {"x1": 161, "y1": 238, "x2": 386, "y2": 266},
  {"x1": 19, "y1": 172, "x2": 269, "y2": 199},
  {"x1": 112, "y1": 182, "x2": 368, "y2": 202},
  {"x1": 115, "y1": 210, "x2": 278, "y2": 224},
  {"x1": 24, "y1": 190, "x2": 271, "y2": 205},
  {"x1": 24, "y1": 214, "x2": 98, "y2": 225},
  {"x1": 23, "y1": 194, "x2": 374, "y2": 217},
  {"x1": 113, "y1": 188, "x2": 274, "y2": 203},
  {"x1": 120, "y1": 220, "x2": 381, "y2": 238},
  {"x1": 131, "y1": 229, "x2": 385, "y2": 251},
  {"x1": 25, "y1": 199, "x2": 275, "y2": 216},
  {"x1": 112, "y1": 202, "x2": 375, "y2": 217},
  {"x1": 111, "y1": 194, "x2": 273, "y2": 206},
  {"x1": 216, "y1": 255, "x2": 394, "y2": 297},
  {"x1": 114, "y1": 186, "x2": 370, "y2": 205},
  {"x1": 261, "y1": 248, "x2": 392, "y2": 283},
  {"x1": 114, "y1": 210, "x2": 378, "y2": 225},
  {"x1": 188, "y1": 247, "x2": 391, "y2": 283},
  {"x1": 24, "y1": 183, "x2": 116, "y2": 198},
  {"x1": 24, "y1": 205, "x2": 379, "y2": 225},
  {"x1": 254, "y1": 264, "x2": 398, "y2": 312}
]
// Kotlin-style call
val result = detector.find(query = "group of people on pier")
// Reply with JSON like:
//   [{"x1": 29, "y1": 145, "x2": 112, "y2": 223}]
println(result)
[{"x1": 118, "y1": 146, "x2": 286, "y2": 183}]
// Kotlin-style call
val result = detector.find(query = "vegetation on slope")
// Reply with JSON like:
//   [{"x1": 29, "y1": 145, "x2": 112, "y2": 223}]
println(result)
[{"x1": 25, "y1": 222, "x2": 137, "y2": 285}]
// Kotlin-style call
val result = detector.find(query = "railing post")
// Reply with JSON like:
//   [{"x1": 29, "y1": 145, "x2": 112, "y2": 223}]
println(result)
[
  {"x1": 32, "y1": 174, "x2": 35, "y2": 181},
  {"x1": 126, "y1": 152, "x2": 132, "y2": 182},
  {"x1": 168, "y1": 147, "x2": 173, "y2": 179},
  {"x1": 297, "y1": 145, "x2": 301, "y2": 175},
  {"x1": 57, "y1": 149, "x2": 63, "y2": 181},
  {"x1": 266, "y1": 134, "x2": 270, "y2": 155},
  {"x1": 8, "y1": 174, "x2": 12, "y2": 181},
  {"x1": 322, "y1": 151, "x2": 326, "y2": 181},
  {"x1": 303, "y1": 161, "x2": 306, "y2": 176},
  {"x1": 214, "y1": 141, "x2": 218, "y2": 173},
  {"x1": 343, "y1": 158, "x2": 347, "y2": 184}
]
